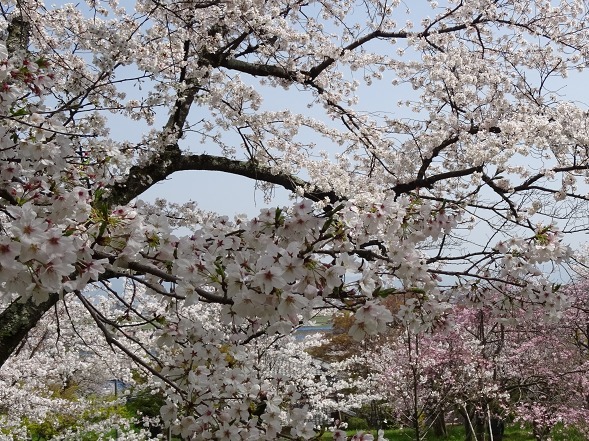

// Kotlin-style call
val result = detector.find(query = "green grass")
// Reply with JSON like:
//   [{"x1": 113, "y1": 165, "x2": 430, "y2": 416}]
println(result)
[{"x1": 320, "y1": 423, "x2": 588, "y2": 440}]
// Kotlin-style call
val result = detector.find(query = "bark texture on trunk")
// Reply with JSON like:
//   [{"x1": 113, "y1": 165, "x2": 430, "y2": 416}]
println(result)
[{"x1": 0, "y1": 294, "x2": 59, "y2": 367}]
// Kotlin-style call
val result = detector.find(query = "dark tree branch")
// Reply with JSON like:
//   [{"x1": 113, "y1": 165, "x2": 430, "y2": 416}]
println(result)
[
  {"x1": 209, "y1": 17, "x2": 489, "y2": 86},
  {"x1": 393, "y1": 165, "x2": 483, "y2": 195},
  {"x1": 74, "y1": 290, "x2": 183, "y2": 393},
  {"x1": 106, "y1": 151, "x2": 339, "y2": 207}
]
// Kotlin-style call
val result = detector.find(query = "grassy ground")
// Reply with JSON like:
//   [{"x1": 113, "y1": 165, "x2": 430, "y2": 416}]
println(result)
[{"x1": 320, "y1": 423, "x2": 588, "y2": 440}]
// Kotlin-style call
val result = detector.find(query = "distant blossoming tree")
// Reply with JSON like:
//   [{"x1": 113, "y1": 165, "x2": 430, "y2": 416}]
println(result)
[{"x1": 368, "y1": 290, "x2": 589, "y2": 441}]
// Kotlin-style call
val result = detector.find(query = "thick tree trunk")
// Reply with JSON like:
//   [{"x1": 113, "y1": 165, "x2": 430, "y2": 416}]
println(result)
[
  {"x1": 475, "y1": 414, "x2": 486, "y2": 441},
  {"x1": 461, "y1": 409, "x2": 503, "y2": 441},
  {"x1": 0, "y1": 16, "x2": 60, "y2": 369},
  {"x1": 459, "y1": 406, "x2": 474, "y2": 441},
  {"x1": 0, "y1": 294, "x2": 59, "y2": 367},
  {"x1": 490, "y1": 416, "x2": 504, "y2": 441},
  {"x1": 532, "y1": 422, "x2": 552, "y2": 441},
  {"x1": 432, "y1": 411, "x2": 447, "y2": 438},
  {"x1": 460, "y1": 405, "x2": 485, "y2": 441}
]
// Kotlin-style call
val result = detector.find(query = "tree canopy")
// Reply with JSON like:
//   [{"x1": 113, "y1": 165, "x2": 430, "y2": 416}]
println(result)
[{"x1": 2, "y1": 0, "x2": 589, "y2": 439}]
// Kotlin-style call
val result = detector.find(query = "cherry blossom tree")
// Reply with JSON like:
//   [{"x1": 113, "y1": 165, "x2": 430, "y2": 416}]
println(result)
[
  {"x1": 0, "y1": 292, "x2": 159, "y2": 440},
  {"x1": 367, "y1": 309, "x2": 501, "y2": 441},
  {"x1": 2, "y1": 0, "x2": 589, "y2": 439},
  {"x1": 368, "y1": 292, "x2": 589, "y2": 441},
  {"x1": 508, "y1": 282, "x2": 589, "y2": 441}
]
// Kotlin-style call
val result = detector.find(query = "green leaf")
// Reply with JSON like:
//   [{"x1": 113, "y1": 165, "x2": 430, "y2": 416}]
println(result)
[
  {"x1": 10, "y1": 107, "x2": 28, "y2": 117},
  {"x1": 373, "y1": 287, "x2": 397, "y2": 298}
]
